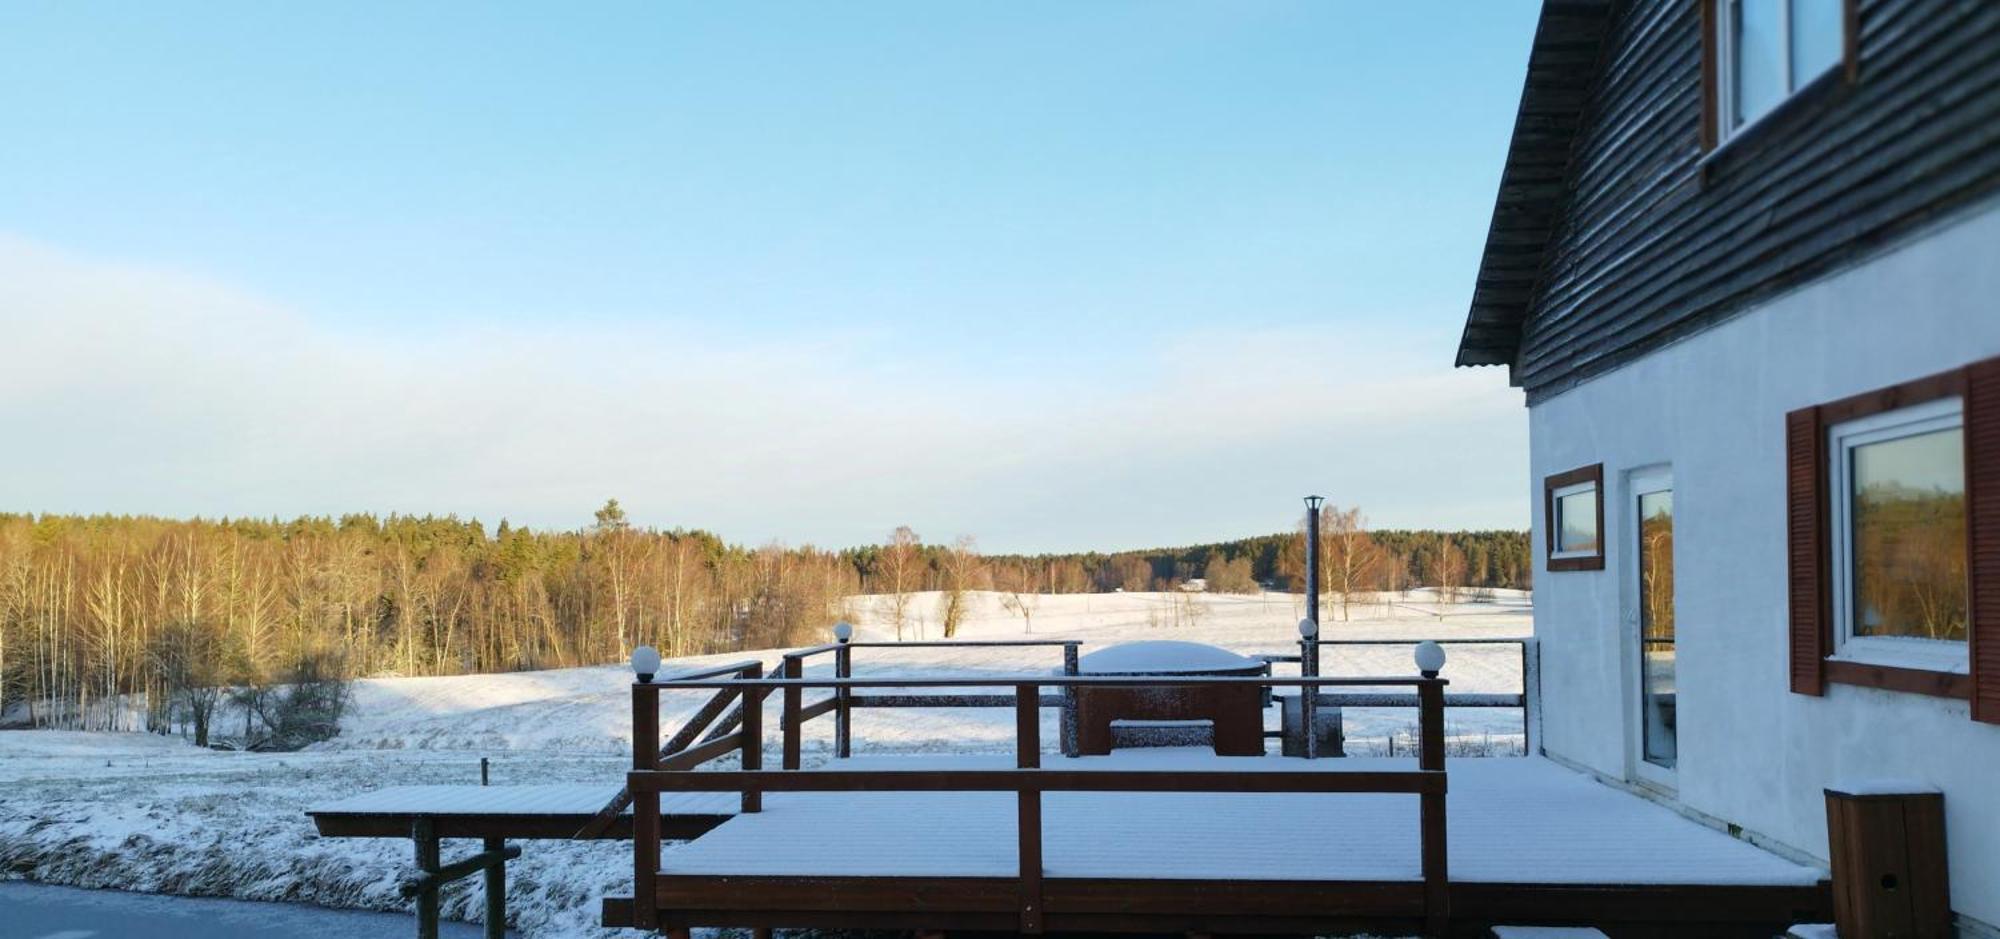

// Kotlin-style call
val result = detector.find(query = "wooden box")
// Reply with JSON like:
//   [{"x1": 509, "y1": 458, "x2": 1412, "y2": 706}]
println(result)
[{"x1": 1824, "y1": 785, "x2": 1950, "y2": 938}]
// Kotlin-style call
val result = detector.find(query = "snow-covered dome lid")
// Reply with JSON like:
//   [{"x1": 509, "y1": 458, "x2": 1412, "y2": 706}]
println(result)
[{"x1": 1075, "y1": 640, "x2": 1263, "y2": 675}]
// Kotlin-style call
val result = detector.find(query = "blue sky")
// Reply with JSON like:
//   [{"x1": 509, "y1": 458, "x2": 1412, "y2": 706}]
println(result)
[{"x1": 0, "y1": 2, "x2": 1538, "y2": 553}]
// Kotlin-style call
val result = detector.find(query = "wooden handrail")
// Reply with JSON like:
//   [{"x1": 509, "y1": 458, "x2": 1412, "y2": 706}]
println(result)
[
  {"x1": 841, "y1": 639, "x2": 1082, "y2": 649},
  {"x1": 781, "y1": 643, "x2": 845, "y2": 661},
  {"x1": 628, "y1": 767, "x2": 1447, "y2": 795},
  {"x1": 650, "y1": 659, "x2": 765, "y2": 683},
  {"x1": 1306, "y1": 637, "x2": 1533, "y2": 646},
  {"x1": 640, "y1": 674, "x2": 1447, "y2": 690}
]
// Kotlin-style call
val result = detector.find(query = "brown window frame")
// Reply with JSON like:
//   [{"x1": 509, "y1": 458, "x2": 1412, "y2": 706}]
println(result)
[
  {"x1": 1788, "y1": 355, "x2": 2000, "y2": 725},
  {"x1": 1544, "y1": 463, "x2": 1606, "y2": 573}
]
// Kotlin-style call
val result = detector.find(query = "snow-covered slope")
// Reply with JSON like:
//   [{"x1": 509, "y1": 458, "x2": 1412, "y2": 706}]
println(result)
[
  {"x1": 327, "y1": 588, "x2": 1532, "y2": 754},
  {"x1": 0, "y1": 588, "x2": 1530, "y2": 938}
]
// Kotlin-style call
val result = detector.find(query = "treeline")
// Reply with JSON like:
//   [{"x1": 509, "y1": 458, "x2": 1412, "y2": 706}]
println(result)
[
  {"x1": 976, "y1": 520, "x2": 1531, "y2": 602},
  {"x1": 0, "y1": 502, "x2": 857, "y2": 740},
  {"x1": 0, "y1": 502, "x2": 1526, "y2": 739}
]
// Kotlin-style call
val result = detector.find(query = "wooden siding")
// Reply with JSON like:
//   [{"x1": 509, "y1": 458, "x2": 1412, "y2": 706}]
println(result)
[
  {"x1": 1457, "y1": 0, "x2": 1616, "y2": 366},
  {"x1": 1480, "y1": 0, "x2": 2000, "y2": 399}
]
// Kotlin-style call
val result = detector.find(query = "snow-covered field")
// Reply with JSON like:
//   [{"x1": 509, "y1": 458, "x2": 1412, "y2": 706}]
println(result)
[{"x1": 0, "y1": 588, "x2": 1530, "y2": 938}]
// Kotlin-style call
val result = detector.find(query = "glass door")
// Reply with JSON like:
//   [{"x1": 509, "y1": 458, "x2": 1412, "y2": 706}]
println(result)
[{"x1": 1632, "y1": 474, "x2": 1677, "y2": 782}]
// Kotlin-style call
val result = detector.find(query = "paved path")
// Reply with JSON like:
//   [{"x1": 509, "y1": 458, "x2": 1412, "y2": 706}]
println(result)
[{"x1": 0, "y1": 882, "x2": 498, "y2": 938}]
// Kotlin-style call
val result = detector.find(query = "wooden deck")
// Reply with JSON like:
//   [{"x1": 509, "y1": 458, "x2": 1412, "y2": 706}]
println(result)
[
  {"x1": 601, "y1": 648, "x2": 1835, "y2": 938},
  {"x1": 606, "y1": 753, "x2": 1830, "y2": 938}
]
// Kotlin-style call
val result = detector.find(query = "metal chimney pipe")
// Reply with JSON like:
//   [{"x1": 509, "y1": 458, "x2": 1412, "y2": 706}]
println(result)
[{"x1": 1304, "y1": 495, "x2": 1324, "y2": 631}]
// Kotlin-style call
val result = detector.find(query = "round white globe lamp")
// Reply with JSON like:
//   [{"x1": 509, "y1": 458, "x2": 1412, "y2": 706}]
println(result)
[
  {"x1": 1414, "y1": 640, "x2": 1446, "y2": 678},
  {"x1": 630, "y1": 645, "x2": 662, "y2": 683}
]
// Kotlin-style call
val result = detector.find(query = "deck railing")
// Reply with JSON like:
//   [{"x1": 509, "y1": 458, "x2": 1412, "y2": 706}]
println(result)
[
  {"x1": 625, "y1": 671, "x2": 1452, "y2": 936},
  {"x1": 1270, "y1": 636, "x2": 1542, "y2": 756},
  {"x1": 774, "y1": 638, "x2": 1084, "y2": 757}
]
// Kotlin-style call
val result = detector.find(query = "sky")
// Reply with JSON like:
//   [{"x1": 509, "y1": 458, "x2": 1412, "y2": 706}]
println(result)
[{"x1": 0, "y1": 1, "x2": 1539, "y2": 554}]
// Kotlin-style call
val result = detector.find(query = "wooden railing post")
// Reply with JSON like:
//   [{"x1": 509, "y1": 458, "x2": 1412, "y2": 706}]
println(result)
[
  {"x1": 1417, "y1": 676, "x2": 1449, "y2": 937},
  {"x1": 413, "y1": 818, "x2": 440, "y2": 939},
  {"x1": 632, "y1": 681, "x2": 661, "y2": 929},
  {"x1": 740, "y1": 663, "x2": 763, "y2": 813},
  {"x1": 1520, "y1": 638, "x2": 1542, "y2": 757},
  {"x1": 835, "y1": 640, "x2": 853, "y2": 758},
  {"x1": 782, "y1": 656, "x2": 803, "y2": 771},
  {"x1": 1015, "y1": 683, "x2": 1044, "y2": 934},
  {"x1": 482, "y1": 835, "x2": 507, "y2": 939},
  {"x1": 1301, "y1": 640, "x2": 1319, "y2": 760},
  {"x1": 1059, "y1": 642, "x2": 1080, "y2": 758}
]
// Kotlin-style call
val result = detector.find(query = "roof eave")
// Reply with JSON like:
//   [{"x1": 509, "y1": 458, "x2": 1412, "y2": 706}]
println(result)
[{"x1": 1453, "y1": 0, "x2": 1617, "y2": 375}]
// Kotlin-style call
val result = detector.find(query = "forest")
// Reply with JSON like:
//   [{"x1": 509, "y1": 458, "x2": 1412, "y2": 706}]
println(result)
[{"x1": 0, "y1": 502, "x2": 1526, "y2": 741}]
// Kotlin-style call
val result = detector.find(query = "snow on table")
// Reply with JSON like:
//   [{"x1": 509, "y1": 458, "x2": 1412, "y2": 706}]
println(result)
[
  {"x1": 1075, "y1": 639, "x2": 1263, "y2": 674},
  {"x1": 310, "y1": 784, "x2": 732, "y2": 819},
  {"x1": 658, "y1": 752, "x2": 1826, "y2": 886}
]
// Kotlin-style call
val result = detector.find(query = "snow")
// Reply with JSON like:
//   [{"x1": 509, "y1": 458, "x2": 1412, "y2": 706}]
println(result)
[
  {"x1": 1075, "y1": 639, "x2": 1262, "y2": 674},
  {"x1": 1825, "y1": 778, "x2": 1941, "y2": 796},
  {"x1": 0, "y1": 587, "x2": 1628, "y2": 939},
  {"x1": 1491, "y1": 929, "x2": 1609, "y2": 938},
  {"x1": 658, "y1": 752, "x2": 1826, "y2": 887},
  {"x1": 309, "y1": 784, "x2": 735, "y2": 819}
]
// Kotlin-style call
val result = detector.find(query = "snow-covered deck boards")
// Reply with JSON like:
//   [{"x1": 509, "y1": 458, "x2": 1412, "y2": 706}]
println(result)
[
  {"x1": 660, "y1": 752, "x2": 1823, "y2": 887},
  {"x1": 308, "y1": 784, "x2": 735, "y2": 840}
]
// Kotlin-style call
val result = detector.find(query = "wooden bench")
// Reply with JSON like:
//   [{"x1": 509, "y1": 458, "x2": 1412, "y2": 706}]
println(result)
[{"x1": 308, "y1": 783, "x2": 735, "y2": 939}]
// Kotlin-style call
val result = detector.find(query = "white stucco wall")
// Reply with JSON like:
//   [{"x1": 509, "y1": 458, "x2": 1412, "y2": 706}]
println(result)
[{"x1": 1527, "y1": 197, "x2": 2000, "y2": 927}]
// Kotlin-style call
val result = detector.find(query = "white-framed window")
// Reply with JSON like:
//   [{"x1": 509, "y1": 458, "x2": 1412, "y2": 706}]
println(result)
[
  {"x1": 1826, "y1": 397, "x2": 1969, "y2": 673},
  {"x1": 1545, "y1": 463, "x2": 1605, "y2": 571},
  {"x1": 1715, "y1": 0, "x2": 1845, "y2": 142},
  {"x1": 1552, "y1": 481, "x2": 1600, "y2": 559}
]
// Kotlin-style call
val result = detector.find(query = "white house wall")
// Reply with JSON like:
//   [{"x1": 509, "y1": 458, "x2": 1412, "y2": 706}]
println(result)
[{"x1": 1527, "y1": 197, "x2": 2000, "y2": 927}]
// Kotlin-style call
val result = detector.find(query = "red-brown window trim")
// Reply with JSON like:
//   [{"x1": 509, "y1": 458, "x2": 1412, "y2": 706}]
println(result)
[
  {"x1": 1788, "y1": 356, "x2": 1999, "y2": 719},
  {"x1": 1824, "y1": 660, "x2": 1971, "y2": 701},
  {"x1": 1544, "y1": 463, "x2": 1606, "y2": 572}
]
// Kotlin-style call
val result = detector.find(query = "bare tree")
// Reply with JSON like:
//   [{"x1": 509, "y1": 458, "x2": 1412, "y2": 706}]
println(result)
[
  {"x1": 1202, "y1": 553, "x2": 1257, "y2": 594},
  {"x1": 939, "y1": 535, "x2": 983, "y2": 639},
  {"x1": 1324, "y1": 507, "x2": 1385, "y2": 622},
  {"x1": 151, "y1": 618, "x2": 225, "y2": 747},
  {"x1": 998, "y1": 559, "x2": 1041, "y2": 634},
  {"x1": 1429, "y1": 534, "x2": 1468, "y2": 605},
  {"x1": 881, "y1": 526, "x2": 922, "y2": 641}
]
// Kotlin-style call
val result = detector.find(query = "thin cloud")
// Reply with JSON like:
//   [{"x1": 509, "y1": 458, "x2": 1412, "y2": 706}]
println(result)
[{"x1": 0, "y1": 235, "x2": 1525, "y2": 551}]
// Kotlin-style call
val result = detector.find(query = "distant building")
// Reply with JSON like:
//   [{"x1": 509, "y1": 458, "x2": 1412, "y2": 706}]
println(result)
[
  {"x1": 1178, "y1": 578, "x2": 1208, "y2": 593},
  {"x1": 1459, "y1": 0, "x2": 2000, "y2": 932}
]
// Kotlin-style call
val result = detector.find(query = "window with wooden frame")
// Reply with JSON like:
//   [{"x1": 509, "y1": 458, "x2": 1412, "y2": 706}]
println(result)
[
  {"x1": 1788, "y1": 355, "x2": 2000, "y2": 725},
  {"x1": 1545, "y1": 464, "x2": 1605, "y2": 572},
  {"x1": 1701, "y1": 0, "x2": 1859, "y2": 150}
]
